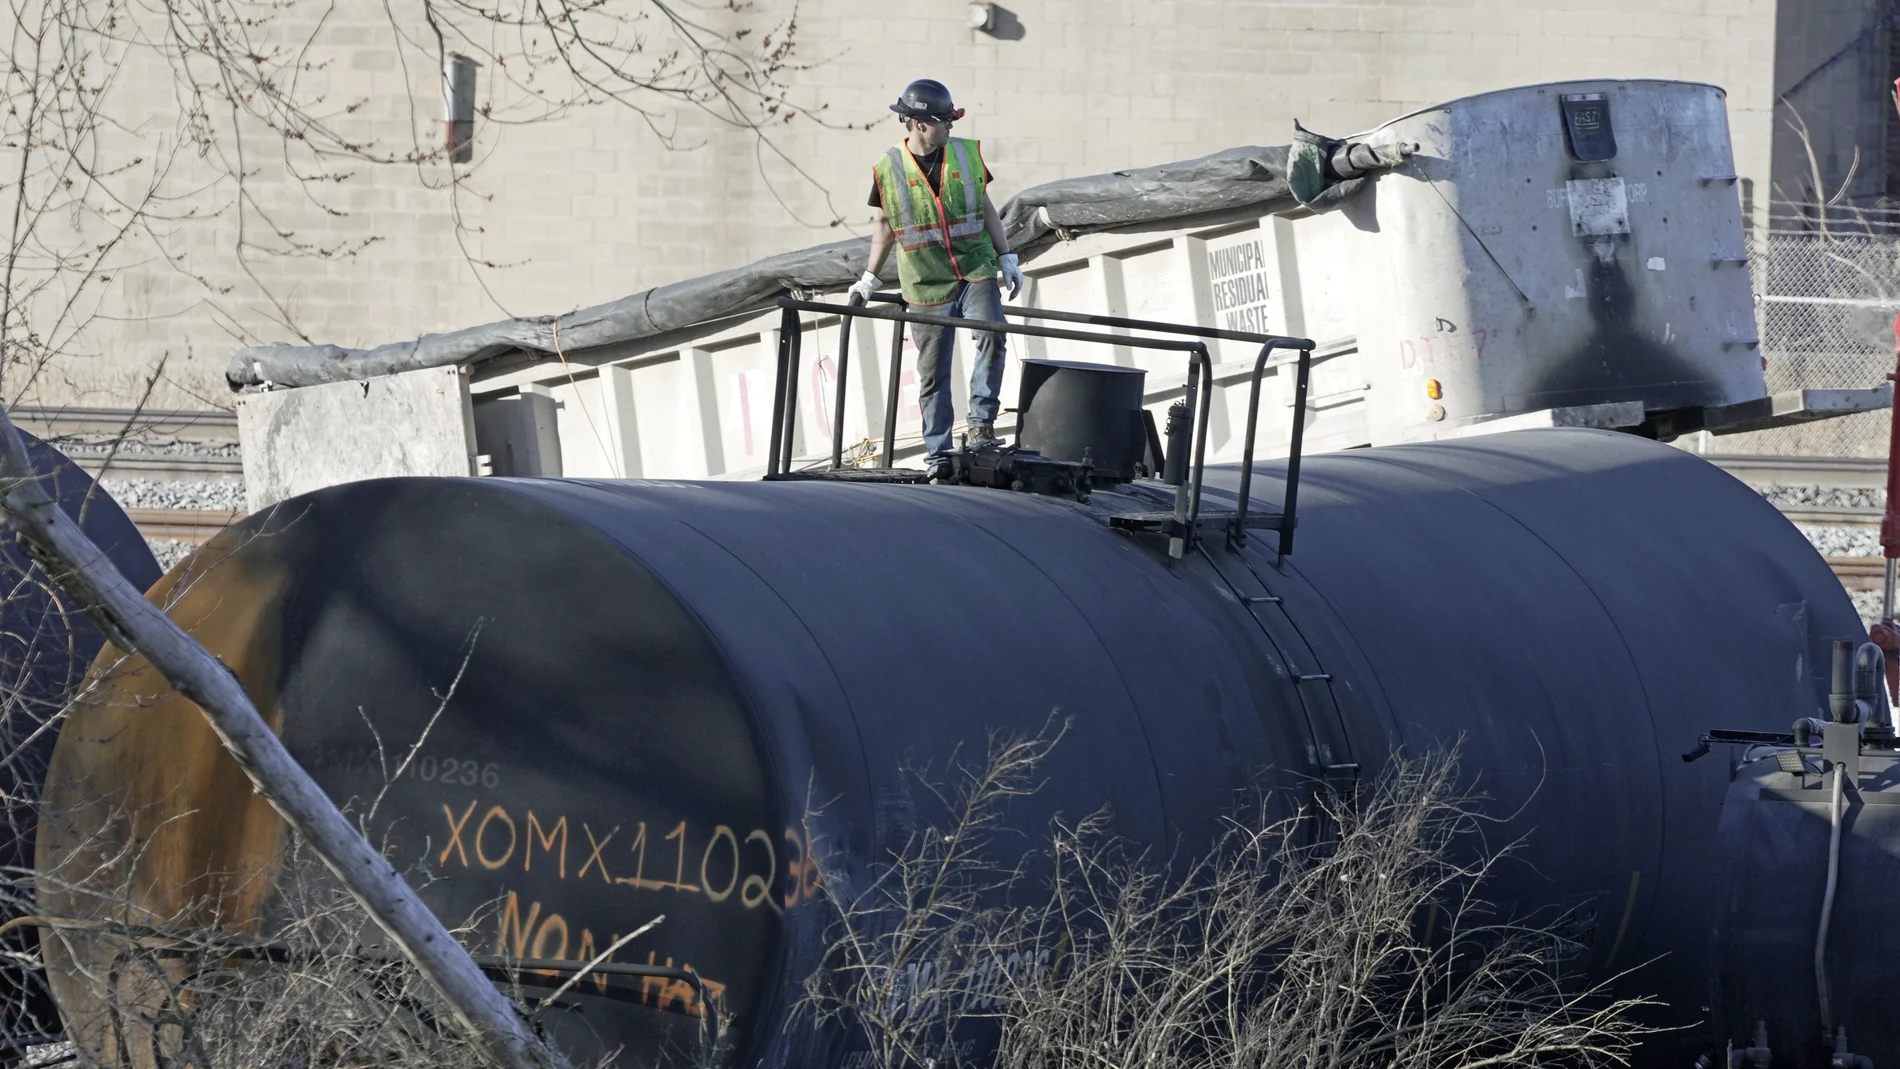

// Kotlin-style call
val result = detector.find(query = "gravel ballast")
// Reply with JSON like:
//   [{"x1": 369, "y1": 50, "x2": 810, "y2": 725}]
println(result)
[
  {"x1": 1794, "y1": 523, "x2": 1881, "y2": 558},
  {"x1": 98, "y1": 477, "x2": 245, "y2": 512},
  {"x1": 1756, "y1": 483, "x2": 1885, "y2": 510}
]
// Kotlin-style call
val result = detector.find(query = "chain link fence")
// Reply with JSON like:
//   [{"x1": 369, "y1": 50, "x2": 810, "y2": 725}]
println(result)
[{"x1": 1714, "y1": 207, "x2": 1900, "y2": 457}]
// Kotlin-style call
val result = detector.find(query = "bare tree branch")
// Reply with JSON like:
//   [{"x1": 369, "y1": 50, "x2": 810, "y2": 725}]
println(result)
[
  {"x1": 0, "y1": 400, "x2": 568, "y2": 1069},
  {"x1": 805, "y1": 731, "x2": 1664, "y2": 1069},
  {"x1": 1, "y1": 0, "x2": 839, "y2": 402}
]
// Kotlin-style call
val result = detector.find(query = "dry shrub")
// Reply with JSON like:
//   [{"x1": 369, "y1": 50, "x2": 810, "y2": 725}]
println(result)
[
  {"x1": 0, "y1": 495, "x2": 139, "y2": 1056},
  {"x1": 27, "y1": 748, "x2": 706, "y2": 1069},
  {"x1": 36, "y1": 845, "x2": 495, "y2": 1069},
  {"x1": 800, "y1": 726, "x2": 1062, "y2": 1069},
  {"x1": 805, "y1": 728, "x2": 1661, "y2": 1069},
  {"x1": 14, "y1": 548, "x2": 519, "y2": 1069},
  {"x1": 12, "y1": 553, "x2": 728, "y2": 1069},
  {"x1": 33, "y1": 813, "x2": 733, "y2": 1069}
]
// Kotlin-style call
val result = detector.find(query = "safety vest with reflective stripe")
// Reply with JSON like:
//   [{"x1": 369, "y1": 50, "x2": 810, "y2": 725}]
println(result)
[{"x1": 872, "y1": 138, "x2": 997, "y2": 305}]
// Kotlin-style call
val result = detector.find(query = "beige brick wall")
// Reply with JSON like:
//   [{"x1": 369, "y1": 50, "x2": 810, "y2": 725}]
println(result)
[{"x1": 34, "y1": 0, "x2": 1788, "y2": 410}]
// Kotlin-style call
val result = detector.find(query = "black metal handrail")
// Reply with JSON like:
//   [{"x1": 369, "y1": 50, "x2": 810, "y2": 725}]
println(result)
[
  {"x1": 970, "y1": 297, "x2": 1315, "y2": 557},
  {"x1": 770, "y1": 293, "x2": 1313, "y2": 558},
  {"x1": 1236, "y1": 345, "x2": 1313, "y2": 557}
]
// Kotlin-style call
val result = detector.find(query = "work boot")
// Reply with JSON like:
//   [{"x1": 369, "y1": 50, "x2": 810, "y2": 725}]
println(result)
[
  {"x1": 926, "y1": 458, "x2": 955, "y2": 484},
  {"x1": 965, "y1": 422, "x2": 1003, "y2": 450}
]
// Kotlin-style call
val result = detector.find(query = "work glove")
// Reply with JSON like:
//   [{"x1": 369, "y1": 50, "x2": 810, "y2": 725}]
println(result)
[
  {"x1": 846, "y1": 270, "x2": 879, "y2": 305},
  {"x1": 998, "y1": 252, "x2": 1024, "y2": 300}
]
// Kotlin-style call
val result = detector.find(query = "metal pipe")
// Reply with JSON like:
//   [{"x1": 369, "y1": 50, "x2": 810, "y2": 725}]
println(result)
[
  {"x1": 1869, "y1": 326, "x2": 1900, "y2": 702},
  {"x1": 777, "y1": 297, "x2": 1213, "y2": 354},
  {"x1": 1231, "y1": 343, "x2": 1310, "y2": 548},
  {"x1": 831, "y1": 298, "x2": 863, "y2": 469},
  {"x1": 1009, "y1": 304, "x2": 1307, "y2": 349},
  {"x1": 882, "y1": 301, "x2": 906, "y2": 467},
  {"x1": 1830, "y1": 639, "x2": 1856, "y2": 723},
  {"x1": 1830, "y1": 1028, "x2": 1875, "y2": 1069},
  {"x1": 1186, "y1": 345, "x2": 1213, "y2": 537},
  {"x1": 780, "y1": 299, "x2": 1299, "y2": 524},
  {"x1": 1230, "y1": 343, "x2": 1275, "y2": 547},
  {"x1": 766, "y1": 306, "x2": 797, "y2": 476},
  {"x1": 1884, "y1": 326, "x2": 1900, "y2": 585},
  {"x1": 1161, "y1": 403, "x2": 1190, "y2": 486},
  {"x1": 1756, "y1": 294, "x2": 1900, "y2": 310},
  {"x1": 779, "y1": 311, "x2": 803, "y2": 473},
  {"x1": 1279, "y1": 349, "x2": 1312, "y2": 559},
  {"x1": 1816, "y1": 761, "x2": 1845, "y2": 1037},
  {"x1": 1167, "y1": 358, "x2": 1200, "y2": 560},
  {"x1": 1857, "y1": 641, "x2": 1895, "y2": 732},
  {"x1": 1855, "y1": 642, "x2": 1883, "y2": 701},
  {"x1": 777, "y1": 296, "x2": 1219, "y2": 477},
  {"x1": 857, "y1": 290, "x2": 1314, "y2": 349},
  {"x1": 1793, "y1": 718, "x2": 1826, "y2": 747},
  {"x1": 995, "y1": 304, "x2": 1312, "y2": 549}
]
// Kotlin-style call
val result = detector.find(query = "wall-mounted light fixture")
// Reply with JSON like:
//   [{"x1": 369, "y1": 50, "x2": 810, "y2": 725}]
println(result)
[
  {"x1": 443, "y1": 53, "x2": 480, "y2": 164},
  {"x1": 967, "y1": 3, "x2": 1024, "y2": 41}
]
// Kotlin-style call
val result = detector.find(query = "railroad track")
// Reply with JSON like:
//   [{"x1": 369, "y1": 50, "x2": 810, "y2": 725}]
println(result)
[
  {"x1": 1830, "y1": 557, "x2": 1886, "y2": 584},
  {"x1": 9, "y1": 404, "x2": 238, "y2": 442},
  {"x1": 1702, "y1": 453, "x2": 1888, "y2": 489},
  {"x1": 68, "y1": 452, "x2": 243, "y2": 479},
  {"x1": 123, "y1": 508, "x2": 245, "y2": 542},
  {"x1": 11, "y1": 405, "x2": 243, "y2": 484},
  {"x1": 10, "y1": 409, "x2": 1896, "y2": 572},
  {"x1": 1701, "y1": 453, "x2": 1886, "y2": 591},
  {"x1": 10, "y1": 405, "x2": 243, "y2": 546}
]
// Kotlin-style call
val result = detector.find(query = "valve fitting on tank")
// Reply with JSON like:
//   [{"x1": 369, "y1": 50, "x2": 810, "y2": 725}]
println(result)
[
  {"x1": 1827, "y1": 640, "x2": 1887, "y2": 727},
  {"x1": 1852, "y1": 642, "x2": 1896, "y2": 738},
  {"x1": 1829, "y1": 640, "x2": 1861, "y2": 724},
  {"x1": 1830, "y1": 1026, "x2": 1874, "y2": 1069},
  {"x1": 1822, "y1": 640, "x2": 1883, "y2": 778},
  {"x1": 1162, "y1": 402, "x2": 1190, "y2": 486},
  {"x1": 1726, "y1": 1020, "x2": 1772, "y2": 1069}
]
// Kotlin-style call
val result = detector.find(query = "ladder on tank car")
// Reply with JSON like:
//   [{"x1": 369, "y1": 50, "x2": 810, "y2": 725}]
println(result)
[{"x1": 766, "y1": 292, "x2": 1315, "y2": 561}]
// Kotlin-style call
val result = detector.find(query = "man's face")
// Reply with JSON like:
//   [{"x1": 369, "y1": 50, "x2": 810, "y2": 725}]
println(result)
[{"x1": 909, "y1": 116, "x2": 951, "y2": 151}]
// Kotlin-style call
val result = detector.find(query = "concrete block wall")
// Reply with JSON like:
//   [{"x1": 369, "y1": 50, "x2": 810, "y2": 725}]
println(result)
[{"x1": 34, "y1": 0, "x2": 1790, "y2": 412}]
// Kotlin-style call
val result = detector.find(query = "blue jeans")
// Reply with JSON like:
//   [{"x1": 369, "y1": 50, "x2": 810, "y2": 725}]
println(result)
[{"x1": 910, "y1": 279, "x2": 1006, "y2": 463}]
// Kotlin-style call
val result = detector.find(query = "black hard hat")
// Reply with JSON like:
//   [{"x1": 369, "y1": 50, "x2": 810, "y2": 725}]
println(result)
[{"x1": 890, "y1": 79, "x2": 965, "y2": 123}]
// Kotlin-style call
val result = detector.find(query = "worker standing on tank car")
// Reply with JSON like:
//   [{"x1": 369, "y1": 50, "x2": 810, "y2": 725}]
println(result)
[{"x1": 847, "y1": 79, "x2": 1025, "y2": 482}]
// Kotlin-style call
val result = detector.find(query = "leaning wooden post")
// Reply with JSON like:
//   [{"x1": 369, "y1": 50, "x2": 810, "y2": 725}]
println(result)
[{"x1": 0, "y1": 406, "x2": 566, "y2": 1069}]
